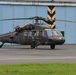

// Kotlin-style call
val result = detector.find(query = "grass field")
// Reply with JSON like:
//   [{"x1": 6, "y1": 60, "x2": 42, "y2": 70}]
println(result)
[{"x1": 0, "y1": 63, "x2": 76, "y2": 75}]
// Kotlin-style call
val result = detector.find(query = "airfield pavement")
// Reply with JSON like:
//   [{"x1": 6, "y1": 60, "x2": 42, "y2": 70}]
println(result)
[{"x1": 0, "y1": 44, "x2": 76, "y2": 64}]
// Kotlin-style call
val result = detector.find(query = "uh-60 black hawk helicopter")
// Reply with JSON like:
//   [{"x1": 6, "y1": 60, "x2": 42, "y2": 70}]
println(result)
[{"x1": 0, "y1": 16, "x2": 65, "y2": 49}]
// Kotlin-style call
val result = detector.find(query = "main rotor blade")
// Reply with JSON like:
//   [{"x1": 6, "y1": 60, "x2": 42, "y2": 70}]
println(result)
[
  {"x1": 0, "y1": 16, "x2": 40, "y2": 21},
  {"x1": 0, "y1": 18, "x2": 33, "y2": 21},
  {"x1": 1, "y1": 16, "x2": 76, "y2": 24},
  {"x1": 18, "y1": 19, "x2": 34, "y2": 28},
  {"x1": 56, "y1": 19, "x2": 76, "y2": 23}
]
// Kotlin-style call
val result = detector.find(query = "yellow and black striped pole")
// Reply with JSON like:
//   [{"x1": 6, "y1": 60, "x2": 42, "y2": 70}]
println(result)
[{"x1": 47, "y1": 6, "x2": 56, "y2": 28}]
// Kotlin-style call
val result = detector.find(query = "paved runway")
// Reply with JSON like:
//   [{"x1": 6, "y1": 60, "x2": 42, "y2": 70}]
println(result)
[{"x1": 0, "y1": 44, "x2": 76, "y2": 64}]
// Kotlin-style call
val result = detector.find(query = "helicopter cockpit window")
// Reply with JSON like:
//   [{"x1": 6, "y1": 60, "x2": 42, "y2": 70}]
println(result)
[
  {"x1": 45, "y1": 29, "x2": 52, "y2": 37},
  {"x1": 55, "y1": 29, "x2": 62, "y2": 36},
  {"x1": 52, "y1": 30, "x2": 59, "y2": 36},
  {"x1": 52, "y1": 30, "x2": 63, "y2": 36},
  {"x1": 45, "y1": 29, "x2": 61, "y2": 37}
]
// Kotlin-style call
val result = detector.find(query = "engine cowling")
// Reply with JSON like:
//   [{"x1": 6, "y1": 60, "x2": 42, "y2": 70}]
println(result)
[
  {"x1": 29, "y1": 24, "x2": 35, "y2": 30},
  {"x1": 15, "y1": 24, "x2": 35, "y2": 32},
  {"x1": 15, "y1": 27, "x2": 23, "y2": 32}
]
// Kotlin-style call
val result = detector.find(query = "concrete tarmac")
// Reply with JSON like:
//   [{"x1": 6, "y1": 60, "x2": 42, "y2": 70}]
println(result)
[{"x1": 0, "y1": 44, "x2": 76, "y2": 64}]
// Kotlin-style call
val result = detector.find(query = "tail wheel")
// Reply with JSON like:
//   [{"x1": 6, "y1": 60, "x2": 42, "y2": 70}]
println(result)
[{"x1": 50, "y1": 45, "x2": 55, "y2": 49}]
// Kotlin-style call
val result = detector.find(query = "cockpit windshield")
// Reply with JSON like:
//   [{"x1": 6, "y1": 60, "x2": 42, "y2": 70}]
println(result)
[
  {"x1": 45, "y1": 29, "x2": 62, "y2": 37},
  {"x1": 52, "y1": 30, "x2": 59, "y2": 35}
]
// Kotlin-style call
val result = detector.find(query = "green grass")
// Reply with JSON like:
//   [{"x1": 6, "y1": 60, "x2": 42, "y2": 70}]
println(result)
[{"x1": 0, "y1": 63, "x2": 76, "y2": 75}]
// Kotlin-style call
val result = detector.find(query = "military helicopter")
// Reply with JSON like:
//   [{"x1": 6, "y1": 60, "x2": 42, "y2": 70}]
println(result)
[{"x1": 0, "y1": 16, "x2": 65, "y2": 49}]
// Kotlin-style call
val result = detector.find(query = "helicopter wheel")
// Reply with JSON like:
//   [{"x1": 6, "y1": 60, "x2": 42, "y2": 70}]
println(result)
[
  {"x1": 0, "y1": 45, "x2": 2, "y2": 48},
  {"x1": 50, "y1": 45, "x2": 55, "y2": 49},
  {"x1": 0, "y1": 42, "x2": 4, "y2": 48},
  {"x1": 31, "y1": 42, "x2": 35, "y2": 49}
]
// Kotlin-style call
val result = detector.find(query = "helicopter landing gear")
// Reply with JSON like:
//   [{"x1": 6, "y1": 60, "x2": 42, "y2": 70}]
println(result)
[
  {"x1": 50, "y1": 45, "x2": 55, "y2": 49},
  {"x1": 31, "y1": 42, "x2": 35, "y2": 49},
  {"x1": 31, "y1": 40, "x2": 40, "y2": 49},
  {"x1": 0, "y1": 42, "x2": 4, "y2": 48}
]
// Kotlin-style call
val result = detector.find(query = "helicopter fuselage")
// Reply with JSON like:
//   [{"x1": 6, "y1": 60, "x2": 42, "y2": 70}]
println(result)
[{"x1": 0, "y1": 28, "x2": 65, "y2": 49}]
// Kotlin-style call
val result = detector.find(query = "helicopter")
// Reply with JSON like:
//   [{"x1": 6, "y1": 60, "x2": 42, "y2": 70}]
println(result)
[{"x1": 0, "y1": 16, "x2": 65, "y2": 49}]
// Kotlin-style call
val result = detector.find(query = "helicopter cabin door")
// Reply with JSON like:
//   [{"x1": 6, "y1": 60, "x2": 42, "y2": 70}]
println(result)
[
  {"x1": 39, "y1": 30, "x2": 48, "y2": 44},
  {"x1": 39, "y1": 31, "x2": 43, "y2": 43}
]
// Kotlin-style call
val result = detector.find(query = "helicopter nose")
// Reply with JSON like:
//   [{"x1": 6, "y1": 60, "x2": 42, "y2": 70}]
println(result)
[
  {"x1": 49, "y1": 36, "x2": 65, "y2": 45},
  {"x1": 58, "y1": 37, "x2": 64, "y2": 41},
  {"x1": 56, "y1": 37, "x2": 65, "y2": 44}
]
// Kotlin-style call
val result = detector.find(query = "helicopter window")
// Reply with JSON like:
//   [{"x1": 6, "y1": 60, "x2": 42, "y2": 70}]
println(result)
[
  {"x1": 36, "y1": 31, "x2": 39, "y2": 36},
  {"x1": 28, "y1": 32, "x2": 32, "y2": 37},
  {"x1": 24, "y1": 32, "x2": 27, "y2": 36},
  {"x1": 52, "y1": 30, "x2": 59, "y2": 35},
  {"x1": 55, "y1": 29, "x2": 62, "y2": 36},
  {"x1": 45, "y1": 29, "x2": 62, "y2": 36},
  {"x1": 32, "y1": 31, "x2": 36, "y2": 36},
  {"x1": 46, "y1": 29, "x2": 52, "y2": 36}
]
